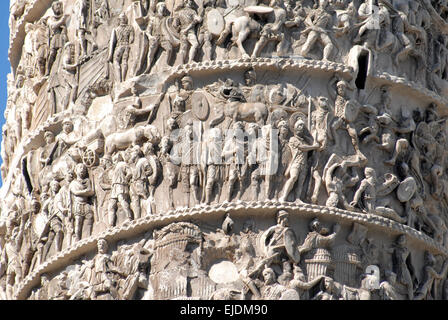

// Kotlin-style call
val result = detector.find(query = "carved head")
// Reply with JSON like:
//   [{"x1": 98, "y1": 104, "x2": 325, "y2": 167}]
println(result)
[
  {"x1": 245, "y1": 123, "x2": 258, "y2": 139},
  {"x1": 156, "y1": 2, "x2": 167, "y2": 16},
  {"x1": 30, "y1": 198, "x2": 41, "y2": 213},
  {"x1": 65, "y1": 169, "x2": 75, "y2": 183},
  {"x1": 244, "y1": 69, "x2": 256, "y2": 86},
  {"x1": 62, "y1": 119, "x2": 74, "y2": 133},
  {"x1": 380, "y1": 85, "x2": 390, "y2": 100},
  {"x1": 309, "y1": 218, "x2": 321, "y2": 232},
  {"x1": 97, "y1": 238, "x2": 108, "y2": 254},
  {"x1": 293, "y1": 119, "x2": 305, "y2": 136},
  {"x1": 396, "y1": 234, "x2": 407, "y2": 246},
  {"x1": 52, "y1": 1, "x2": 63, "y2": 15},
  {"x1": 75, "y1": 163, "x2": 88, "y2": 179},
  {"x1": 336, "y1": 80, "x2": 348, "y2": 96},
  {"x1": 277, "y1": 120, "x2": 289, "y2": 138},
  {"x1": 50, "y1": 180, "x2": 60, "y2": 194},
  {"x1": 119, "y1": 13, "x2": 128, "y2": 25},
  {"x1": 100, "y1": 156, "x2": 112, "y2": 169},
  {"x1": 277, "y1": 210, "x2": 289, "y2": 227},
  {"x1": 318, "y1": 96, "x2": 329, "y2": 110},
  {"x1": 262, "y1": 268, "x2": 276, "y2": 285},
  {"x1": 40, "y1": 274, "x2": 50, "y2": 287},
  {"x1": 364, "y1": 167, "x2": 376, "y2": 179},
  {"x1": 181, "y1": 75, "x2": 193, "y2": 91},
  {"x1": 319, "y1": 0, "x2": 329, "y2": 9},
  {"x1": 44, "y1": 131, "x2": 55, "y2": 144},
  {"x1": 160, "y1": 136, "x2": 172, "y2": 154},
  {"x1": 16, "y1": 75, "x2": 25, "y2": 88},
  {"x1": 184, "y1": 119, "x2": 194, "y2": 139}
]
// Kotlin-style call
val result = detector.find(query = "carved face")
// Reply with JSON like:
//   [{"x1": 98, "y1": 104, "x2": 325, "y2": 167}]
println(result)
[
  {"x1": 244, "y1": 70, "x2": 256, "y2": 86},
  {"x1": 397, "y1": 235, "x2": 406, "y2": 246},
  {"x1": 16, "y1": 76, "x2": 24, "y2": 88},
  {"x1": 157, "y1": 3, "x2": 166, "y2": 16},
  {"x1": 76, "y1": 164, "x2": 87, "y2": 179},
  {"x1": 63, "y1": 121, "x2": 73, "y2": 133},
  {"x1": 52, "y1": 2, "x2": 63, "y2": 15},
  {"x1": 119, "y1": 14, "x2": 128, "y2": 25},
  {"x1": 44, "y1": 132, "x2": 55, "y2": 144},
  {"x1": 97, "y1": 239, "x2": 108, "y2": 253},
  {"x1": 181, "y1": 77, "x2": 193, "y2": 91},
  {"x1": 318, "y1": 97, "x2": 329, "y2": 109},
  {"x1": 50, "y1": 181, "x2": 60, "y2": 194},
  {"x1": 262, "y1": 268, "x2": 275, "y2": 285},
  {"x1": 294, "y1": 120, "x2": 305, "y2": 136}
]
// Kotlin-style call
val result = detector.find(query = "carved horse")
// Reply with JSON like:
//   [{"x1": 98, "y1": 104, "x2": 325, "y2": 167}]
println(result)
[
  {"x1": 216, "y1": 15, "x2": 262, "y2": 59},
  {"x1": 105, "y1": 124, "x2": 160, "y2": 156},
  {"x1": 210, "y1": 101, "x2": 269, "y2": 127}
]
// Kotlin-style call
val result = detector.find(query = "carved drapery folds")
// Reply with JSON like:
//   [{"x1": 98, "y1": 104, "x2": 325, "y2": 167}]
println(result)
[{"x1": 3, "y1": 0, "x2": 448, "y2": 300}]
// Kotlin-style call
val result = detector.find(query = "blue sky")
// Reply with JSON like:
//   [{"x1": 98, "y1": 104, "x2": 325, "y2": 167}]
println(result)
[{"x1": 0, "y1": 1, "x2": 10, "y2": 185}]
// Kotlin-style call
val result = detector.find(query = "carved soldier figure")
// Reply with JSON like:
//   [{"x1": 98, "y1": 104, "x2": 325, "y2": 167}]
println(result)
[
  {"x1": 160, "y1": 134, "x2": 179, "y2": 209},
  {"x1": 252, "y1": 0, "x2": 287, "y2": 58},
  {"x1": 175, "y1": 0, "x2": 202, "y2": 63},
  {"x1": 250, "y1": 211, "x2": 299, "y2": 279},
  {"x1": 46, "y1": 1, "x2": 68, "y2": 76},
  {"x1": 108, "y1": 13, "x2": 135, "y2": 82},
  {"x1": 108, "y1": 153, "x2": 133, "y2": 226},
  {"x1": 61, "y1": 42, "x2": 79, "y2": 110},
  {"x1": 4, "y1": 227, "x2": 22, "y2": 299},
  {"x1": 118, "y1": 87, "x2": 164, "y2": 130},
  {"x1": 56, "y1": 170, "x2": 74, "y2": 247},
  {"x1": 350, "y1": 167, "x2": 407, "y2": 223},
  {"x1": 259, "y1": 268, "x2": 287, "y2": 300},
  {"x1": 137, "y1": 2, "x2": 173, "y2": 74},
  {"x1": 391, "y1": 235, "x2": 416, "y2": 300},
  {"x1": 179, "y1": 120, "x2": 200, "y2": 207},
  {"x1": 86, "y1": 239, "x2": 118, "y2": 300},
  {"x1": 74, "y1": 0, "x2": 89, "y2": 57},
  {"x1": 70, "y1": 163, "x2": 94, "y2": 241},
  {"x1": 298, "y1": 218, "x2": 340, "y2": 281},
  {"x1": 414, "y1": 252, "x2": 448, "y2": 300},
  {"x1": 379, "y1": 270, "x2": 400, "y2": 300},
  {"x1": 55, "y1": 119, "x2": 78, "y2": 158},
  {"x1": 41, "y1": 180, "x2": 65, "y2": 260},
  {"x1": 300, "y1": 0, "x2": 335, "y2": 61},
  {"x1": 202, "y1": 127, "x2": 222, "y2": 205},
  {"x1": 130, "y1": 152, "x2": 150, "y2": 219},
  {"x1": 222, "y1": 122, "x2": 245, "y2": 202},
  {"x1": 280, "y1": 119, "x2": 319, "y2": 202}
]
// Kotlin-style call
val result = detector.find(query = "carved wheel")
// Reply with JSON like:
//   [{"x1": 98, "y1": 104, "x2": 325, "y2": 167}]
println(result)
[
  {"x1": 82, "y1": 149, "x2": 97, "y2": 168},
  {"x1": 191, "y1": 92, "x2": 210, "y2": 121}
]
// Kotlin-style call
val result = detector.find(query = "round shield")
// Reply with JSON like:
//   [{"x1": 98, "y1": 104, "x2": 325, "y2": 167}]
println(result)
[
  {"x1": 289, "y1": 112, "x2": 307, "y2": 132},
  {"x1": 397, "y1": 177, "x2": 417, "y2": 202},
  {"x1": 344, "y1": 100, "x2": 360, "y2": 123},
  {"x1": 207, "y1": 9, "x2": 225, "y2": 37},
  {"x1": 191, "y1": 92, "x2": 210, "y2": 121},
  {"x1": 244, "y1": 6, "x2": 274, "y2": 14}
]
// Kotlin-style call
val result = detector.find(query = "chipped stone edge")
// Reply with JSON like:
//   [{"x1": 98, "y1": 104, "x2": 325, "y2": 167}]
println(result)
[{"x1": 14, "y1": 200, "x2": 448, "y2": 300}]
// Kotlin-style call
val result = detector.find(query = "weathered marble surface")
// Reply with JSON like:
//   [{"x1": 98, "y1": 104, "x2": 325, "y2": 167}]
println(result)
[{"x1": 2, "y1": 0, "x2": 448, "y2": 300}]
